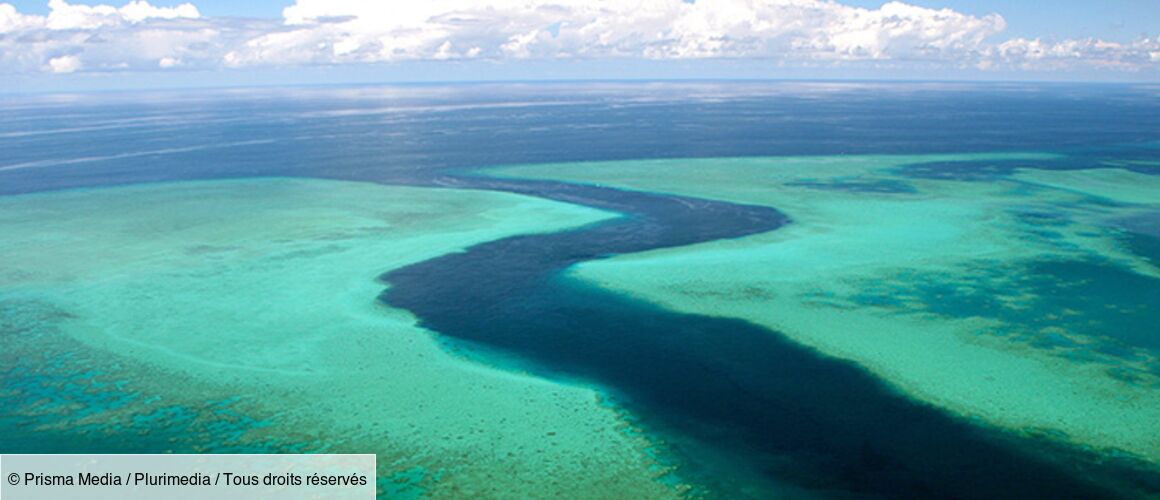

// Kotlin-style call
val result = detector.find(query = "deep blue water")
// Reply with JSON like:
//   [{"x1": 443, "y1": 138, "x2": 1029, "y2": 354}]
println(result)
[
  {"x1": 2, "y1": 82, "x2": 1160, "y2": 498},
  {"x1": 2, "y1": 82, "x2": 1159, "y2": 196}
]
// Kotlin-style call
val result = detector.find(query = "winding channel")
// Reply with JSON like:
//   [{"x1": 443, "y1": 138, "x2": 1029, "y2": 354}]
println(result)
[{"x1": 376, "y1": 172, "x2": 1160, "y2": 499}]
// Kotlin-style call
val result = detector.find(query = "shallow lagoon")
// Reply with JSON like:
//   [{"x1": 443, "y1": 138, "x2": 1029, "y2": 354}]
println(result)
[{"x1": 0, "y1": 178, "x2": 685, "y2": 498}]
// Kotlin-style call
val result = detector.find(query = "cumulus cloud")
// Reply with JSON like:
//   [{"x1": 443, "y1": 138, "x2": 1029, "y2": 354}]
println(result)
[
  {"x1": 0, "y1": 0, "x2": 272, "y2": 73},
  {"x1": 38, "y1": 0, "x2": 198, "y2": 30},
  {"x1": 996, "y1": 36, "x2": 1160, "y2": 71},
  {"x1": 45, "y1": 53, "x2": 80, "y2": 72},
  {"x1": 0, "y1": 0, "x2": 1157, "y2": 76},
  {"x1": 0, "y1": 3, "x2": 42, "y2": 32},
  {"x1": 224, "y1": 0, "x2": 1007, "y2": 65}
]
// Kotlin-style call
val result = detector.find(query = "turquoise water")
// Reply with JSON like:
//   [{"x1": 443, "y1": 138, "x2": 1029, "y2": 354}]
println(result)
[{"x1": 493, "y1": 153, "x2": 1160, "y2": 471}]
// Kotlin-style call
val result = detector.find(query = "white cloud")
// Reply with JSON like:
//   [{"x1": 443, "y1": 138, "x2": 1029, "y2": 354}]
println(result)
[
  {"x1": 0, "y1": 3, "x2": 42, "y2": 32},
  {"x1": 120, "y1": 0, "x2": 199, "y2": 23},
  {"x1": 0, "y1": 0, "x2": 1157, "y2": 76},
  {"x1": 996, "y1": 36, "x2": 1160, "y2": 71},
  {"x1": 46, "y1": 53, "x2": 80, "y2": 72},
  {"x1": 41, "y1": 0, "x2": 198, "y2": 30},
  {"x1": 231, "y1": 0, "x2": 1005, "y2": 65},
  {"x1": 44, "y1": 0, "x2": 120, "y2": 30},
  {"x1": 0, "y1": 0, "x2": 270, "y2": 74}
]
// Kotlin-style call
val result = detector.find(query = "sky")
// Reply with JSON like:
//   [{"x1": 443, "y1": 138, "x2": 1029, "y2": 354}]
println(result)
[{"x1": 1, "y1": 0, "x2": 1158, "y2": 92}]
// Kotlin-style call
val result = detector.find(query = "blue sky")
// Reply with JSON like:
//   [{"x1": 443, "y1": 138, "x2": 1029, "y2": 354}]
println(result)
[
  {"x1": 1, "y1": 0, "x2": 1157, "y2": 91},
  {"x1": 847, "y1": 1, "x2": 1159, "y2": 42},
  {"x1": 6, "y1": 0, "x2": 280, "y2": 17},
  {"x1": 7, "y1": 0, "x2": 1157, "y2": 42}
]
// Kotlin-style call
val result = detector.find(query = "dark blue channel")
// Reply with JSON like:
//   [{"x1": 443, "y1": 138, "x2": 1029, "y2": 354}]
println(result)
[{"x1": 379, "y1": 174, "x2": 1160, "y2": 499}]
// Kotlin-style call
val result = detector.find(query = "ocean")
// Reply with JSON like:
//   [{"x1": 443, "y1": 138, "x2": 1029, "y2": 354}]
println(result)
[{"x1": 1, "y1": 81, "x2": 1158, "y2": 498}]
